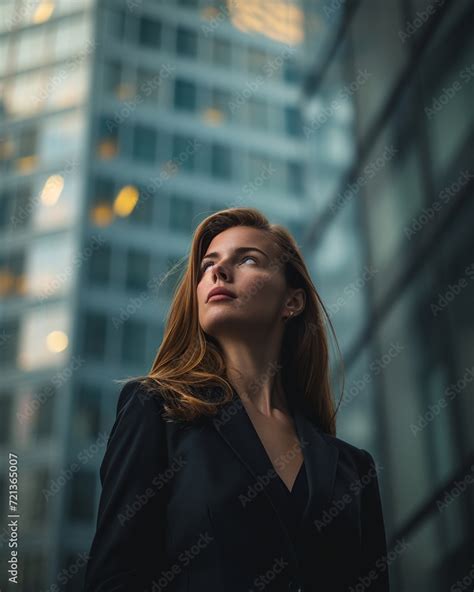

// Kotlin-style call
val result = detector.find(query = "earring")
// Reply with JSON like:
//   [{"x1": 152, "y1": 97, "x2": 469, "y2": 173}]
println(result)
[{"x1": 284, "y1": 312, "x2": 294, "y2": 322}]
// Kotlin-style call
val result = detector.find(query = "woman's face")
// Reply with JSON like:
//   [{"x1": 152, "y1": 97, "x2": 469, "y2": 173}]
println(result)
[{"x1": 197, "y1": 226, "x2": 292, "y2": 339}]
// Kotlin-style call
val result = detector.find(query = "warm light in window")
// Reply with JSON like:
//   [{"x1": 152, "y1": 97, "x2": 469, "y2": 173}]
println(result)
[
  {"x1": 97, "y1": 140, "x2": 118, "y2": 159},
  {"x1": 91, "y1": 203, "x2": 114, "y2": 226},
  {"x1": 0, "y1": 270, "x2": 15, "y2": 296},
  {"x1": 33, "y1": 1, "x2": 55, "y2": 24},
  {"x1": 41, "y1": 175, "x2": 64, "y2": 206},
  {"x1": 16, "y1": 274, "x2": 28, "y2": 295},
  {"x1": 15, "y1": 155, "x2": 38, "y2": 173},
  {"x1": 46, "y1": 330, "x2": 68, "y2": 353},
  {"x1": 230, "y1": 0, "x2": 303, "y2": 44},
  {"x1": 0, "y1": 139, "x2": 14, "y2": 160},
  {"x1": 202, "y1": 108, "x2": 224, "y2": 125},
  {"x1": 116, "y1": 83, "x2": 136, "y2": 100},
  {"x1": 114, "y1": 185, "x2": 139, "y2": 217}
]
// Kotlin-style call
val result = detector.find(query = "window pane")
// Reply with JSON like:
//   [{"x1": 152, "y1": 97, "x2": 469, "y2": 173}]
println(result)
[
  {"x1": 174, "y1": 78, "x2": 197, "y2": 110},
  {"x1": 211, "y1": 142, "x2": 232, "y2": 178},
  {"x1": 87, "y1": 241, "x2": 111, "y2": 286},
  {"x1": 121, "y1": 319, "x2": 147, "y2": 366},
  {"x1": 133, "y1": 124, "x2": 157, "y2": 163},
  {"x1": 212, "y1": 38, "x2": 232, "y2": 67},
  {"x1": 172, "y1": 135, "x2": 196, "y2": 171},
  {"x1": 285, "y1": 105, "x2": 302, "y2": 136},
  {"x1": 19, "y1": 305, "x2": 70, "y2": 370},
  {"x1": 0, "y1": 395, "x2": 13, "y2": 445},
  {"x1": 25, "y1": 234, "x2": 75, "y2": 298},
  {"x1": 287, "y1": 161, "x2": 304, "y2": 195},
  {"x1": 169, "y1": 194, "x2": 194, "y2": 232},
  {"x1": 82, "y1": 311, "x2": 107, "y2": 360},
  {"x1": 125, "y1": 248, "x2": 150, "y2": 291},
  {"x1": 22, "y1": 468, "x2": 50, "y2": 527},
  {"x1": 139, "y1": 15, "x2": 162, "y2": 48},
  {"x1": 176, "y1": 26, "x2": 197, "y2": 57},
  {"x1": 351, "y1": 0, "x2": 406, "y2": 138},
  {"x1": 73, "y1": 383, "x2": 101, "y2": 441}
]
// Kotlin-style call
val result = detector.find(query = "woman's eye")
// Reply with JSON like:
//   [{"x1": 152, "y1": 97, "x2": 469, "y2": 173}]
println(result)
[
  {"x1": 241, "y1": 256, "x2": 257, "y2": 265},
  {"x1": 200, "y1": 256, "x2": 256, "y2": 274}
]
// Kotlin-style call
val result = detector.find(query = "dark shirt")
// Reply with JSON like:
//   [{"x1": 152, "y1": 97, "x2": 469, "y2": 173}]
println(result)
[{"x1": 279, "y1": 461, "x2": 309, "y2": 543}]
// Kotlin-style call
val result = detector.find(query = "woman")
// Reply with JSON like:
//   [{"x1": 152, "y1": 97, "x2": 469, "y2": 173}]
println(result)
[{"x1": 84, "y1": 207, "x2": 390, "y2": 592}]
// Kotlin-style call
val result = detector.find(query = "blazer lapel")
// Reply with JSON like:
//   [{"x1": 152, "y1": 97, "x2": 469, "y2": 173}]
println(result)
[
  {"x1": 210, "y1": 384, "x2": 339, "y2": 542},
  {"x1": 292, "y1": 404, "x2": 339, "y2": 527}
]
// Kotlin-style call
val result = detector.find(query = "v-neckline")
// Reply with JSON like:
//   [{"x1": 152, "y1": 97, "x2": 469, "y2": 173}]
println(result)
[
  {"x1": 233, "y1": 387, "x2": 307, "y2": 495},
  {"x1": 285, "y1": 460, "x2": 305, "y2": 494}
]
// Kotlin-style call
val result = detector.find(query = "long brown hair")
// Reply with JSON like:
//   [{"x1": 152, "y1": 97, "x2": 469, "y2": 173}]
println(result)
[{"x1": 118, "y1": 207, "x2": 344, "y2": 435}]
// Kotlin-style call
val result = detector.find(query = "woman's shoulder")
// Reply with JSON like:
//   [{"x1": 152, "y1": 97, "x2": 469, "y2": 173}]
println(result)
[
  {"x1": 114, "y1": 377, "x2": 167, "y2": 417},
  {"x1": 318, "y1": 429, "x2": 377, "y2": 469}
]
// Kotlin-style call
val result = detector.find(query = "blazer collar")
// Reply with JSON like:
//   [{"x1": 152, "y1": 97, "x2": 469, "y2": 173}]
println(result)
[{"x1": 210, "y1": 385, "x2": 339, "y2": 544}]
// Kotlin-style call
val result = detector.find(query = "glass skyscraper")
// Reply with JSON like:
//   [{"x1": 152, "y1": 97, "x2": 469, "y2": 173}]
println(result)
[
  {"x1": 1, "y1": 1, "x2": 308, "y2": 589},
  {"x1": 300, "y1": 0, "x2": 473, "y2": 590}
]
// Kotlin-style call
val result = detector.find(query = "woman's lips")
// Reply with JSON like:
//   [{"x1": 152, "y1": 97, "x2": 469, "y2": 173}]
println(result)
[{"x1": 208, "y1": 294, "x2": 236, "y2": 302}]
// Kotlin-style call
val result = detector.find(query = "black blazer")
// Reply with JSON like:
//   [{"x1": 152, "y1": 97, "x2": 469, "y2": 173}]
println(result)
[{"x1": 84, "y1": 379, "x2": 390, "y2": 592}]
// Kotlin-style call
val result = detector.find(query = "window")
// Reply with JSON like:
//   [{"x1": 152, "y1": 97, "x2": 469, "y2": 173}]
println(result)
[
  {"x1": 104, "y1": 60, "x2": 122, "y2": 97},
  {"x1": 0, "y1": 250, "x2": 26, "y2": 299},
  {"x1": 104, "y1": 7, "x2": 125, "y2": 39},
  {"x1": 285, "y1": 105, "x2": 302, "y2": 136},
  {"x1": 39, "y1": 110, "x2": 85, "y2": 166},
  {"x1": 92, "y1": 176, "x2": 115, "y2": 208},
  {"x1": 211, "y1": 142, "x2": 232, "y2": 179},
  {"x1": 82, "y1": 311, "x2": 107, "y2": 360},
  {"x1": 172, "y1": 135, "x2": 196, "y2": 172},
  {"x1": 74, "y1": 383, "x2": 101, "y2": 442},
  {"x1": 248, "y1": 98, "x2": 268, "y2": 129},
  {"x1": 25, "y1": 234, "x2": 75, "y2": 298},
  {"x1": 210, "y1": 88, "x2": 232, "y2": 121},
  {"x1": 96, "y1": 114, "x2": 118, "y2": 160},
  {"x1": 31, "y1": 384, "x2": 56, "y2": 440},
  {"x1": 121, "y1": 319, "x2": 147, "y2": 366},
  {"x1": 247, "y1": 46, "x2": 268, "y2": 74},
  {"x1": 351, "y1": 0, "x2": 405, "y2": 138},
  {"x1": 287, "y1": 161, "x2": 304, "y2": 195},
  {"x1": 284, "y1": 59, "x2": 301, "y2": 84},
  {"x1": 0, "y1": 395, "x2": 13, "y2": 445},
  {"x1": 169, "y1": 194, "x2": 194, "y2": 232},
  {"x1": 88, "y1": 242, "x2": 111, "y2": 286},
  {"x1": 0, "y1": 318, "x2": 19, "y2": 368},
  {"x1": 133, "y1": 124, "x2": 157, "y2": 163},
  {"x1": 176, "y1": 26, "x2": 197, "y2": 57},
  {"x1": 139, "y1": 15, "x2": 162, "y2": 48},
  {"x1": 174, "y1": 78, "x2": 197, "y2": 111},
  {"x1": 24, "y1": 468, "x2": 50, "y2": 527},
  {"x1": 125, "y1": 248, "x2": 151, "y2": 292},
  {"x1": 19, "y1": 305, "x2": 70, "y2": 370},
  {"x1": 212, "y1": 38, "x2": 232, "y2": 67},
  {"x1": 137, "y1": 67, "x2": 163, "y2": 103},
  {"x1": 33, "y1": 171, "x2": 80, "y2": 230},
  {"x1": 129, "y1": 186, "x2": 155, "y2": 226}
]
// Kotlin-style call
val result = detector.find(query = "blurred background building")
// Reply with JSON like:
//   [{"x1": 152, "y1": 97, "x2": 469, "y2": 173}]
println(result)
[{"x1": 0, "y1": 0, "x2": 472, "y2": 590}]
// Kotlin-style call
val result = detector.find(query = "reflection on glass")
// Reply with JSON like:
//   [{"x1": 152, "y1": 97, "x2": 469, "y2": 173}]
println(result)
[
  {"x1": 44, "y1": 62, "x2": 88, "y2": 110},
  {"x1": 18, "y1": 305, "x2": 70, "y2": 370},
  {"x1": 26, "y1": 234, "x2": 75, "y2": 298},
  {"x1": 351, "y1": 0, "x2": 406, "y2": 139},
  {"x1": 38, "y1": 110, "x2": 85, "y2": 167},
  {"x1": 33, "y1": 171, "x2": 81, "y2": 230}
]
